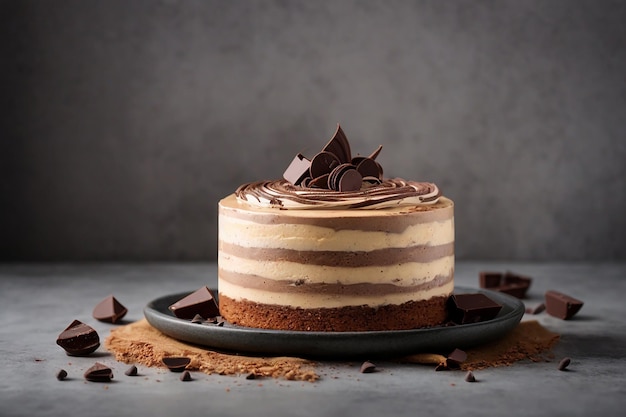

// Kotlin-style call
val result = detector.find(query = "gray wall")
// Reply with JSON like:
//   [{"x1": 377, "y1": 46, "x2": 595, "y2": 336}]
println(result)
[{"x1": 2, "y1": 0, "x2": 625, "y2": 262}]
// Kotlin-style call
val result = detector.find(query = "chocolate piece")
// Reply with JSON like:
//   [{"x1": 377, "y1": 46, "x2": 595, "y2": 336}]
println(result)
[
  {"x1": 479, "y1": 271, "x2": 532, "y2": 299},
  {"x1": 446, "y1": 348, "x2": 467, "y2": 368},
  {"x1": 545, "y1": 290, "x2": 584, "y2": 320},
  {"x1": 479, "y1": 272, "x2": 503, "y2": 289},
  {"x1": 360, "y1": 361, "x2": 376, "y2": 373},
  {"x1": 84, "y1": 362, "x2": 113, "y2": 382},
  {"x1": 322, "y1": 124, "x2": 351, "y2": 164},
  {"x1": 283, "y1": 153, "x2": 311, "y2": 185},
  {"x1": 180, "y1": 371, "x2": 192, "y2": 381},
  {"x1": 355, "y1": 158, "x2": 381, "y2": 179},
  {"x1": 448, "y1": 293, "x2": 503, "y2": 324},
  {"x1": 56, "y1": 369, "x2": 68, "y2": 381},
  {"x1": 310, "y1": 151, "x2": 340, "y2": 178},
  {"x1": 434, "y1": 363, "x2": 448, "y2": 371},
  {"x1": 558, "y1": 357, "x2": 571, "y2": 371},
  {"x1": 125, "y1": 365, "x2": 138, "y2": 376},
  {"x1": 245, "y1": 372, "x2": 258, "y2": 380},
  {"x1": 56, "y1": 320, "x2": 100, "y2": 356},
  {"x1": 525, "y1": 303, "x2": 546, "y2": 315},
  {"x1": 191, "y1": 314, "x2": 204, "y2": 324},
  {"x1": 464, "y1": 371, "x2": 477, "y2": 382},
  {"x1": 338, "y1": 168, "x2": 362, "y2": 192},
  {"x1": 309, "y1": 174, "x2": 330, "y2": 189},
  {"x1": 162, "y1": 357, "x2": 191, "y2": 372},
  {"x1": 92, "y1": 295, "x2": 128, "y2": 323},
  {"x1": 168, "y1": 287, "x2": 220, "y2": 320}
]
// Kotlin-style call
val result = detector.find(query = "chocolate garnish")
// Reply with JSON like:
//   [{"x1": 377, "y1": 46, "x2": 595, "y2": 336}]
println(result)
[
  {"x1": 446, "y1": 348, "x2": 467, "y2": 368},
  {"x1": 180, "y1": 371, "x2": 192, "y2": 381},
  {"x1": 448, "y1": 293, "x2": 503, "y2": 324},
  {"x1": 322, "y1": 124, "x2": 351, "y2": 164},
  {"x1": 308, "y1": 173, "x2": 330, "y2": 189},
  {"x1": 56, "y1": 369, "x2": 68, "y2": 381},
  {"x1": 56, "y1": 320, "x2": 100, "y2": 356},
  {"x1": 338, "y1": 168, "x2": 362, "y2": 192},
  {"x1": 368, "y1": 145, "x2": 383, "y2": 160},
  {"x1": 283, "y1": 153, "x2": 311, "y2": 186},
  {"x1": 545, "y1": 291, "x2": 583, "y2": 320},
  {"x1": 558, "y1": 357, "x2": 571, "y2": 371},
  {"x1": 356, "y1": 158, "x2": 381, "y2": 179},
  {"x1": 168, "y1": 286, "x2": 220, "y2": 320},
  {"x1": 359, "y1": 361, "x2": 376, "y2": 374},
  {"x1": 125, "y1": 365, "x2": 138, "y2": 376},
  {"x1": 310, "y1": 151, "x2": 340, "y2": 179},
  {"x1": 84, "y1": 362, "x2": 113, "y2": 382},
  {"x1": 92, "y1": 295, "x2": 128, "y2": 323},
  {"x1": 162, "y1": 357, "x2": 191, "y2": 372}
]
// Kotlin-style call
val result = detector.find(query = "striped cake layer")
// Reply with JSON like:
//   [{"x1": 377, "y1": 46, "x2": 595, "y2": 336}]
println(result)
[{"x1": 218, "y1": 194, "x2": 454, "y2": 309}]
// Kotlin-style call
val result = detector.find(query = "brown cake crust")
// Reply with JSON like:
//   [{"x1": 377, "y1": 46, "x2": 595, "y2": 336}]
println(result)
[{"x1": 219, "y1": 294, "x2": 450, "y2": 332}]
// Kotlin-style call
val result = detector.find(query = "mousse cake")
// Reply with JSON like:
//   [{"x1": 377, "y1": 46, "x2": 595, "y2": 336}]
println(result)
[{"x1": 218, "y1": 125, "x2": 454, "y2": 331}]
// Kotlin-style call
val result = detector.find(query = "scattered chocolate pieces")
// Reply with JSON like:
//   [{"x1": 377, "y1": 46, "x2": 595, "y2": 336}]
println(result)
[
  {"x1": 162, "y1": 357, "x2": 191, "y2": 373},
  {"x1": 168, "y1": 286, "x2": 220, "y2": 320},
  {"x1": 56, "y1": 320, "x2": 100, "y2": 356},
  {"x1": 180, "y1": 371, "x2": 192, "y2": 381},
  {"x1": 125, "y1": 365, "x2": 138, "y2": 376},
  {"x1": 479, "y1": 271, "x2": 532, "y2": 299},
  {"x1": 464, "y1": 371, "x2": 477, "y2": 382},
  {"x1": 93, "y1": 295, "x2": 128, "y2": 323},
  {"x1": 545, "y1": 290, "x2": 584, "y2": 320},
  {"x1": 525, "y1": 303, "x2": 546, "y2": 315},
  {"x1": 446, "y1": 348, "x2": 468, "y2": 368},
  {"x1": 448, "y1": 293, "x2": 503, "y2": 324},
  {"x1": 558, "y1": 357, "x2": 572, "y2": 371},
  {"x1": 360, "y1": 361, "x2": 377, "y2": 374},
  {"x1": 84, "y1": 362, "x2": 113, "y2": 382},
  {"x1": 56, "y1": 369, "x2": 68, "y2": 380}
]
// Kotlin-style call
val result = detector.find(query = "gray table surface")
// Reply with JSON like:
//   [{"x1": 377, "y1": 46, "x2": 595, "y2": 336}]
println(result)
[{"x1": 1, "y1": 262, "x2": 625, "y2": 417}]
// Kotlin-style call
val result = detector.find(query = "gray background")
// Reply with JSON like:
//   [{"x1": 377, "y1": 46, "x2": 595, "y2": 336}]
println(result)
[{"x1": 2, "y1": 0, "x2": 625, "y2": 262}]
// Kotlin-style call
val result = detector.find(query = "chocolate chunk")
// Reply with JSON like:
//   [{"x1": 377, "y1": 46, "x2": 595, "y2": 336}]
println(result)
[
  {"x1": 191, "y1": 314, "x2": 204, "y2": 324},
  {"x1": 56, "y1": 369, "x2": 68, "y2": 381},
  {"x1": 464, "y1": 371, "x2": 477, "y2": 382},
  {"x1": 125, "y1": 365, "x2": 138, "y2": 376},
  {"x1": 322, "y1": 124, "x2": 352, "y2": 164},
  {"x1": 245, "y1": 372, "x2": 258, "y2": 380},
  {"x1": 434, "y1": 363, "x2": 448, "y2": 371},
  {"x1": 359, "y1": 361, "x2": 376, "y2": 373},
  {"x1": 545, "y1": 290, "x2": 584, "y2": 320},
  {"x1": 558, "y1": 357, "x2": 571, "y2": 371},
  {"x1": 283, "y1": 153, "x2": 311, "y2": 186},
  {"x1": 479, "y1": 271, "x2": 532, "y2": 299},
  {"x1": 180, "y1": 371, "x2": 192, "y2": 381},
  {"x1": 309, "y1": 151, "x2": 340, "y2": 178},
  {"x1": 92, "y1": 295, "x2": 128, "y2": 323},
  {"x1": 446, "y1": 348, "x2": 467, "y2": 368},
  {"x1": 84, "y1": 362, "x2": 113, "y2": 382},
  {"x1": 162, "y1": 357, "x2": 191, "y2": 372},
  {"x1": 168, "y1": 287, "x2": 220, "y2": 320},
  {"x1": 448, "y1": 293, "x2": 503, "y2": 324},
  {"x1": 525, "y1": 303, "x2": 546, "y2": 315},
  {"x1": 56, "y1": 320, "x2": 100, "y2": 356},
  {"x1": 479, "y1": 272, "x2": 503, "y2": 288}
]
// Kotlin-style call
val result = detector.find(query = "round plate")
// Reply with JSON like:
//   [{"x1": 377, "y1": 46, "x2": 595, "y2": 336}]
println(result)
[{"x1": 144, "y1": 287, "x2": 524, "y2": 359}]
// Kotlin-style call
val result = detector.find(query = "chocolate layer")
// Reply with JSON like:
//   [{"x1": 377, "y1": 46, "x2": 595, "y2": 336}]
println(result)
[
  {"x1": 219, "y1": 241, "x2": 454, "y2": 267},
  {"x1": 218, "y1": 269, "x2": 453, "y2": 296}
]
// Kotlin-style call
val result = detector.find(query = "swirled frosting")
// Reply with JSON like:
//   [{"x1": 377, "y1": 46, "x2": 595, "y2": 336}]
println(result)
[{"x1": 235, "y1": 178, "x2": 441, "y2": 210}]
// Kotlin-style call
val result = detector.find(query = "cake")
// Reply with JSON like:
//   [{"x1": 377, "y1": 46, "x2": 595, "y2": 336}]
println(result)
[{"x1": 218, "y1": 125, "x2": 454, "y2": 331}]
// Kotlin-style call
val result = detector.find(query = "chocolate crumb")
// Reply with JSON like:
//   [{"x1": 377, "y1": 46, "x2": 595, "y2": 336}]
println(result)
[
  {"x1": 447, "y1": 348, "x2": 468, "y2": 368},
  {"x1": 359, "y1": 361, "x2": 376, "y2": 373},
  {"x1": 434, "y1": 364, "x2": 448, "y2": 371},
  {"x1": 180, "y1": 371, "x2": 192, "y2": 381},
  {"x1": 125, "y1": 365, "x2": 138, "y2": 376},
  {"x1": 191, "y1": 314, "x2": 204, "y2": 324},
  {"x1": 464, "y1": 371, "x2": 477, "y2": 382},
  {"x1": 56, "y1": 369, "x2": 68, "y2": 380},
  {"x1": 246, "y1": 373, "x2": 257, "y2": 380},
  {"x1": 558, "y1": 357, "x2": 571, "y2": 371}
]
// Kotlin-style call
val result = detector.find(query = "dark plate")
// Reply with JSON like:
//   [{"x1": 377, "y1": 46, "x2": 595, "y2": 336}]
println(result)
[{"x1": 144, "y1": 286, "x2": 524, "y2": 359}]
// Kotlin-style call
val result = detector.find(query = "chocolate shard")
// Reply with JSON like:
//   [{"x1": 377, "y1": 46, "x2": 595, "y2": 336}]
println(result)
[
  {"x1": 448, "y1": 293, "x2": 503, "y2": 324},
  {"x1": 359, "y1": 361, "x2": 376, "y2": 374},
  {"x1": 367, "y1": 145, "x2": 383, "y2": 161},
  {"x1": 162, "y1": 357, "x2": 191, "y2": 373},
  {"x1": 56, "y1": 369, "x2": 68, "y2": 381},
  {"x1": 322, "y1": 124, "x2": 352, "y2": 164},
  {"x1": 446, "y1": 348, "x2": 468, "y2": 368},
  {"x1": 92, "y1": 295, "x2": 128, "y2": 323},
  {"x1": 180, "y1": 371, "x2": 193, "y2": 381},
  {"x1": 84, "y1": 362, "x2": 113, "y2": 382},
  {"x1": 355, "y1": 158, "x2": 381, "y2": 179},
  {"x1": 56, "y1": 320, "x2": 100, "y2": 356},
  {"x1": 283, "y1": 153, "x2": 311, "y2": 186},
  {"x1": 545, "y1": 291, "x2": 583, "y2": 320},
  {"x1": 124, "y1": 365, "x2": 138, "y2": 376},
  {"x1": 464, "y1": 371, "x2": 477, "y2": 382},
  {"x1": 309, "y1": 151, "x2": 340, "y2": 179},
  {"x1": 558, "y1": 357, "x2": 572, "y2": 371},
  {"x1": 168, "y1": 286, "x2": 220, "y2": 320}
]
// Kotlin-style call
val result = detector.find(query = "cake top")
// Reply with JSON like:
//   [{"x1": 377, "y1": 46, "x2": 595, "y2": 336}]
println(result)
[{"x1": 235, "y1": 124, "x2": 441, "y2": 210}]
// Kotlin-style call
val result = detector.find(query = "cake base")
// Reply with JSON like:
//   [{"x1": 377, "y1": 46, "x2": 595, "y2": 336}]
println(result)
[{"x1": 219, "y1": 294, "x2": 450, "y2": 332}]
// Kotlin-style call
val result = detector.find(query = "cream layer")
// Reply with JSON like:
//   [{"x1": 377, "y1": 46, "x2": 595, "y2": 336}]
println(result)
[
  {"x1": 218, "y1": 279, "x2": 455, "y2": 308},
  {"x1": 218, "y1": 254, "x2": 454, "y2": 286},
  {"x1": 219, "y1": 216, "x2": 454, "y2": 251}
]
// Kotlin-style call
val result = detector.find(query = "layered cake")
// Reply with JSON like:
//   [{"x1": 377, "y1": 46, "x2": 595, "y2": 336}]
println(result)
[{"x1": 218, "y1": 125, "x2": 454, "y2": 331}]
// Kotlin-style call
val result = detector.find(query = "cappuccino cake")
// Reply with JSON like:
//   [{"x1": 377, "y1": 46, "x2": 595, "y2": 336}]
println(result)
[{"x1": 218, "y1": 125, "x2": 454, "y2": 331}]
